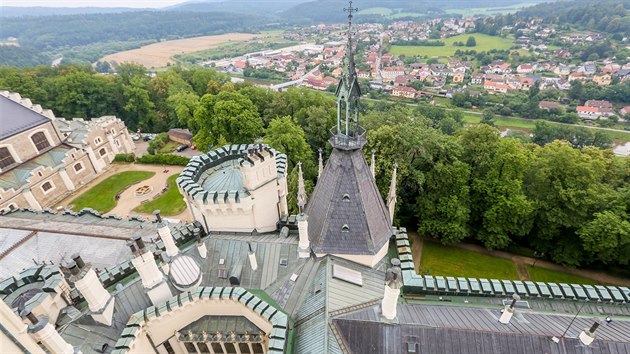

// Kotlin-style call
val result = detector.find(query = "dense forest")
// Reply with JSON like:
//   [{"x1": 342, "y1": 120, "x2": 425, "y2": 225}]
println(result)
[
  {"x1": 0, "y1": 64, "x2": 628, "y2": 273},
  {"x1": 506, "y1": 0, "x2": 630, "y2": 36}
]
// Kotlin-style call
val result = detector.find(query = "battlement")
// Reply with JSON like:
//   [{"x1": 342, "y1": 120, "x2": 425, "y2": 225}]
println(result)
[{"x1": 177, "y1": 144, "x2": 287, "y2": 205}]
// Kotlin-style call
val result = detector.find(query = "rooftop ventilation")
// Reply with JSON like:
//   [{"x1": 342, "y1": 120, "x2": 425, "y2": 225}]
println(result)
[
  {"x1": 342, "y1": 193, "x2": 350, "y2": 202},
  {"x1": 341, "y1": 224, "x2": 350, "y2": 233},
  {"x1": 279, "y1": 259, "x2": 288, "y2": 266}
]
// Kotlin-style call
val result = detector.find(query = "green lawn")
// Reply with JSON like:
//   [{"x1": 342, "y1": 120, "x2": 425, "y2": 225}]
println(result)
[
  {"x1": 133, "y1": 174, "x2": 186, "y2": 216},
  {"x1": 419, "y1": 241, "x2": 520, "y2": 280},
  {"x1": 70, "y1": 171, "x2": 155, "y2": 213},
  {"x1": 445, "y1": 2, "x2": 538, "y2": 16},
  {"x1": 390, "y1": 33, "x2": 513, "y2": 57},
  {"x1": 528, "y1": 266, "x2": 598, "y2": 285}
]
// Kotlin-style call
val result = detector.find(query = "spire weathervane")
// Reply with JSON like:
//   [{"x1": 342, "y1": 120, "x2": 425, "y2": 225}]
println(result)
[{"x1": 332, "y1": 0, "x2": 365, "y2": 150}]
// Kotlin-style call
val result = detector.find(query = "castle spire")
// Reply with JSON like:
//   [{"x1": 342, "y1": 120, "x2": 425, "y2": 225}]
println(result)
[
  {"x1": 297, "y1": 161, "x2": 307, "y2": 214},
  {"x1": 387, "y1": 163, "x2": 398, "y2": 224},
  {"x1": 333, "y1": 0, "x2": 363, "y2": 148},
  {"x1": 318, "y1": 148, "x2": 324, "y2": 178}
]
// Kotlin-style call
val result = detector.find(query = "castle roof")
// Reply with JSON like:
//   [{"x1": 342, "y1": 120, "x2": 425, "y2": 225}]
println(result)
[
  {"x1": 306, "y1": 148, "x2": 392, "y2": 256},
  {"x1": 0, "y1": 93, "x2": 52, "y2": 140}
]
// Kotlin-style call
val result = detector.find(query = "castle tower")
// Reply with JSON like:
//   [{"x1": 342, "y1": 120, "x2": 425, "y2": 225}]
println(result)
[{"x1": 305, "y1": 2, "x2": 393, "y2": 268}]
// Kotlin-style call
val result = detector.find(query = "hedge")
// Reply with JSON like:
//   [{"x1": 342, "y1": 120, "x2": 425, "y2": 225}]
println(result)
[{"x1": 113, "y1": 153, "x2": 190, "y2": 166}]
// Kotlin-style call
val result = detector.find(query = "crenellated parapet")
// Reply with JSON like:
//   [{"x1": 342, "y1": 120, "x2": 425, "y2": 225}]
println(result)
[
  {"x1": 177, "y1": 144, "x2": 287, "y2": 206},
  {"x1": 178, "y1": 144, "x2": 288, "y2": 233}
]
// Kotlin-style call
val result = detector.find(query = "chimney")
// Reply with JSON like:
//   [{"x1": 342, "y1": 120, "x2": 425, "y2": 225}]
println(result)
[
  {"x1": 69, "y1": 254, "x2": 115, "y2": 326},
  {"x1": 248, "y1": 242, "x2": 258, "y2": 271},
  {"x1": 0, "y1": 300, "x2": 44, "y2": 353},
  {"x1": 579, "y1": 321, "x2": 600, "y2": 346},
  {"x1": 195, "y1": 228, "x2": 207, "y2": 259},
  {"x1": 499, "y1": 294, "x2": 521, "y2": 324},
  {"x1": 153, "y1": 210, "x2": 162, "y2": 223},
  {"x1": 22, "y1": 310, "x2": 81, "y2": 354},
  {"x1": 129, "y1": 237, "x2": 172, "y2": 306},
  {"x1": 382, "y1": 258, "x2": 403, "y2": 320},
  {"x1": 386, "y1": 163, "x2": 398, "y2": 224},
  {"x1": 158, "y1": 225, "x2": 178, "y2": 258}
]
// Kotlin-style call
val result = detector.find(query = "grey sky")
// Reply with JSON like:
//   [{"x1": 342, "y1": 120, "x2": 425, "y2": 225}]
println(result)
[{"x1": 1, "y1": 0, "x2": 187, "y2": 8}]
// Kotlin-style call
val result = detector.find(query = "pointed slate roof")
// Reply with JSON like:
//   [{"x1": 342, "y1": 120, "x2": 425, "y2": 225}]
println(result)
[{"x1": 306, "y1": 148, "x2": 392, "y2": 255}]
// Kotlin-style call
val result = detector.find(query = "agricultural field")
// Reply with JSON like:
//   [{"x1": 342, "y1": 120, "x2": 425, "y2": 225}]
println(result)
[
  {"x1": 100, "y1": 33, "x2": 262, "y2": 68},
  {"x1": 445, "y1": 2, "x2": 540, "y2": 16},
  {"x1": 390, "y1": 33, "x2": 513, "y2": 57}
]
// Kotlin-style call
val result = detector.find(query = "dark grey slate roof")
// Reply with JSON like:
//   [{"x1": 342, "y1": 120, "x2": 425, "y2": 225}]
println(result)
[
  {"x1": 0, "y1": 95, "x2": 51, "y2": 140},
  {"x1": 306, "y1": 148, "x2": 392, "y2": 255},
  {"x1": 333, "y1": 304, "x2": 630, "y2": 354}
]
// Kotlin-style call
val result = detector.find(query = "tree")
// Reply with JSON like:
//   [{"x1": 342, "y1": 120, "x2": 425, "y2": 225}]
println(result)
[
  {"x1": 466, "y1": 36, "x2": 477, "y2": 47},
  {"x1": 417, "y1": 160, "x2": 471, "y2": 244},
  {"x1": 264, "y1": 116, "x2": 314, "y2": 173},
  {"x1": 480, "y1": 109, "x2": 496, "y2": 127},
  {"x1": 192, "y1": 91, "x2": 264, "y2": 150},
  {"x1": 524, "y1": 141, "x2": 612, "y2": 266},
  {"x1": 579, "y1": 211, "x2": 630, "y2": 265}
]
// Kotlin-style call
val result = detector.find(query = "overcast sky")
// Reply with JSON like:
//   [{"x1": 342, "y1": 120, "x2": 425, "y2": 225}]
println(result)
[{"x1": 2, "y1": 0, "x2": 187, "y2": 8}]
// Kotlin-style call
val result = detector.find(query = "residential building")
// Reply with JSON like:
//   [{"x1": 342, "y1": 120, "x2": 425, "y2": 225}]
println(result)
[{"x1": 392, "y1": 86, "x2": 418, "y2": 99}]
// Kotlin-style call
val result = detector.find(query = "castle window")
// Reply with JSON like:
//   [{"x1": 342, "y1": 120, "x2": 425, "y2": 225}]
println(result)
[
  {"x1": 341, "y1": 224, "x2": 350, "y2": 232},
  {"x1": 111, "y1": 128, "x2": 116, "y2": 135},
  {"x1": 74, "y1": 162, "x2": 84, "y2": 172},
  {"x1": 0, "y1": 147, "x2": 16, "y2": 169},
  {"x1": 94, "y1": 137, "x2": 102, "y2": 145},
  {"x1": 8, "y1": 204, "x2": 17, "y2": 211},
  {"x1": 239, "y1": 343, "x2": 251, "y2": 354},
  {"x1": 224, "y1": 342, "x2": 237, "y2": 354},
  {"x1": 184, "y1": 342, "x2": 197, "y2": 353},
  {"x1": 31, "y1": 132, "x2": 50, "y2": 152},
  {"x1": 99, "y1": 148, "x2": 106, "y2": 157},
  {"x1": 41, "y1": 181, "x2": 54, "y2": 193},
  {"x1": 197, "y1": 343, "x2": 210, "y2": 353},
  {"x1": 211, "y1": 343, "x2": 224, "y2": 354},
  {"x1": 115, "y1": 139, "x2": 120, "y2": 147}
]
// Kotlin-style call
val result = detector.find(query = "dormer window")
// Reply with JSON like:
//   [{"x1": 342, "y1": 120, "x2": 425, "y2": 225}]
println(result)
[
  {"x1": 31, "y1": 132, "x2": 50, "y2": 152},
  {"x1": 342, "y1": 193, "x2": 350, "y2": 202},
  {"x1": 341, "y1": 224, "x2": 350, "y2": 232},
  {"x1": 0, "y1": 147, "x2": 16, "y2": 169}
]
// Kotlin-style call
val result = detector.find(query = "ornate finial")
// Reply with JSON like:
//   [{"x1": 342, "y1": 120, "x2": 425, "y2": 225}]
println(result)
[
  {"x1": 297, "y1": 161, "x2": 307, "y2": 214},
  {"x1": 318, "y1": 148, "x2": 324, "y2": 178},
  {"x1": 370, "y1": 149, "x2": 376, "y2": 178},
  {"x1": 387, "y1": 163, "x2": 398, "y2": 224}
]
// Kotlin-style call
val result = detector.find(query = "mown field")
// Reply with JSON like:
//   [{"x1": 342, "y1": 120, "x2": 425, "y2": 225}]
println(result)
[
  {"x1": 390, "y1": 33, "x2": 513, "y2": 57},
  {"x1": 445, "y1": 2, "x2": 540, "y2": 16},
  {"x1": 100, "y1": 33, "x2": 262, "y2": 68}
]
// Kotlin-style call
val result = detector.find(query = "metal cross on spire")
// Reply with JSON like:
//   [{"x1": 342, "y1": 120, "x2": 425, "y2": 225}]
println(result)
[{"x1": 344, "y1": 1, "x2": 358, "y2": 28}]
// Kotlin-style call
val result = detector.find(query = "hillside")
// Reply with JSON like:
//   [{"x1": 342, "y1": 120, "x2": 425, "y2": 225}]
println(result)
[{"x1": 281, "y1": 0, "x2": 552, "y2": 23}]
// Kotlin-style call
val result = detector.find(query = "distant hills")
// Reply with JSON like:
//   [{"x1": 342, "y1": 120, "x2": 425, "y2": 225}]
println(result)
[{"x1": 2, "y1": 0, "x2": 553, "y2": 19}]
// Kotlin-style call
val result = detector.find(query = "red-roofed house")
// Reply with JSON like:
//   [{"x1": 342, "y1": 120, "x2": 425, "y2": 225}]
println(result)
[{"x1": 484, "y1": 80, "x2": 510, "y2": 94}]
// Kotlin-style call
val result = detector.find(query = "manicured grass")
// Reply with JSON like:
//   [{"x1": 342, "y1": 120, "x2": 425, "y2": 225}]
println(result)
[
  {"x1": 445, "y1": 2, "x2": 537, "y2": 16},
  {"x1": 461, "y1": 111, "x2": 536, "y2": 129},
  {"x1": 528, "y1": 266, "x2": 598, "y2": 285},
  {"x1": 133, "y1": 174, "x2": 186, "y2": 216},
  {"x1": 419, "y1": 241, "x2": 520, "y2": 280},
  {"x1": 70, "y1": 171, "x2": 155, "y2": 213},
  {"x1": 390, "y1": 33, "x2": 513, "y2": 57}
]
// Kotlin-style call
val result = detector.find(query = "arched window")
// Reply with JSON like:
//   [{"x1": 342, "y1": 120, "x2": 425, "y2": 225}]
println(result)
[
  {"x1": 0, "y1": 147, "x2": 16, "y2": 169},
  {"x1": 31, "y1": 132, "x2": 50, "y2": 152}
]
